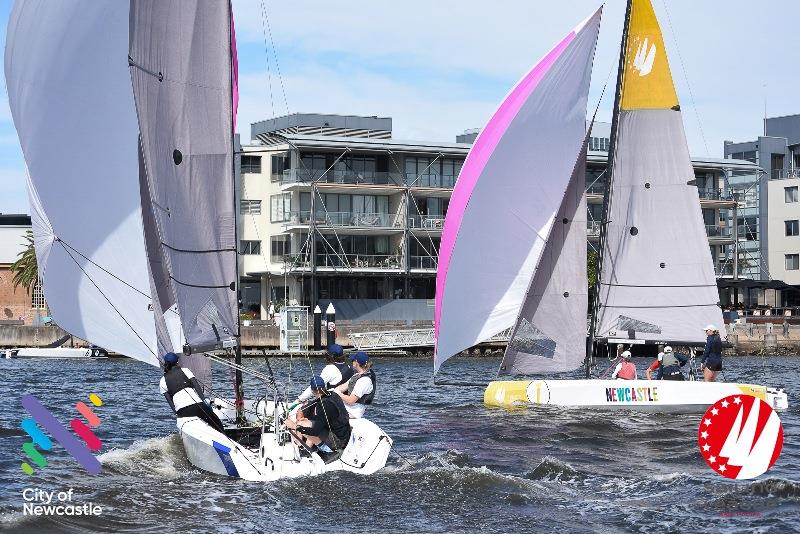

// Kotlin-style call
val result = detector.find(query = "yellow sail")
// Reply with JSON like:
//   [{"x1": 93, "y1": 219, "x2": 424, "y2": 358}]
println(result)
[{"x1": 620, "y1": 0, "x2": 679, "y2": 110}]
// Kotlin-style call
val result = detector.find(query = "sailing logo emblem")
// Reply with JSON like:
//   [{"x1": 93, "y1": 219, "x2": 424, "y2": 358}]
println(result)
[
  {"x1": 631, "y1": 37, "x2": 656, "y2": 76},
  {"x1": 697, "y1": 395, "x2": 783, "y2": 479}
]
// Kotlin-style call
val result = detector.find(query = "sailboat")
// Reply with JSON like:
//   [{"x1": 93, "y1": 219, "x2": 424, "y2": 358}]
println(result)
[
  {"x1": 434, "y1": 0, "x2": 788, "y2": 412},
  {"x1": 6, "y1": 0, "x2": 392, "y2": 481}
]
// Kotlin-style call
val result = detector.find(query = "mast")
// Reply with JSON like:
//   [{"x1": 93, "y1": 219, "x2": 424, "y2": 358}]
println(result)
[
  {"x1": 586, "y1": 0, "x2": 633, "y2": 377},
  {"x1": 229, "y1": 0, "x2": 245, "y2": 423}
]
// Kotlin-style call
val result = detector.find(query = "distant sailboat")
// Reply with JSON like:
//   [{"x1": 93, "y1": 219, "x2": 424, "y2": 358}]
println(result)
[
  {"x1": 434, "y1": 0, "x2": 788, "y2": 412},
  {"x1": 6, "y1": 0, "x2": 392, "y2": 480}
]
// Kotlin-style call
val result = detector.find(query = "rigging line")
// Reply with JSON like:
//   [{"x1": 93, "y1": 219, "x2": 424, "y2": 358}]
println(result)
[
  {"x1": 57, "y1": 242, "x2": 157, "y2": 358},
  {"x1": 169, "y1": 275, "x2": 233, "y2": 290},
  {"x1": 258, "y1": 0, "x2": 276, "y2": 119},
  {"x1": 55, "y1": 237, "x2": 153, "y2": 300},
  {"x1": 659, "y1": 0, "x2": 710, "y2": 156},
  {"x1": 261, "y1": 0, "x2": 289, "y2": 116},
  {"x1": 161, "y1": 242, "x2": 237, "y2": 254}
]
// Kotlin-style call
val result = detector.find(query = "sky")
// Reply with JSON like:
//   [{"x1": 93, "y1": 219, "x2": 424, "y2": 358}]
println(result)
[{"x1": 1, "y1": 0, "x2": 799, "y2": 215}]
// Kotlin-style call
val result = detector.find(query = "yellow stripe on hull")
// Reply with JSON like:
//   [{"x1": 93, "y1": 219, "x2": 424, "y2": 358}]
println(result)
[{"x1": 484, "y1": 381, "x2": 532, "y2": 408}]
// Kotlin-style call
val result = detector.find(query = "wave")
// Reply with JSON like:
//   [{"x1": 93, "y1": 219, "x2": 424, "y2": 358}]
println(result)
[
  {"x1": 99, "y1": 434, "x2": 188, "y2": 479},
  {"x1": 744, "y1": 478, "x2": 800, "y2": 499},
  {"x1": 525, "y1": 456, "x2": 586, "y2": 482}
]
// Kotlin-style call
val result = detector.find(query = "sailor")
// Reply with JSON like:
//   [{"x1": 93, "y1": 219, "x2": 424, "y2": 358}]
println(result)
[
  {"x1": 159, "y1": 352, "x2": 224, "y2": 431},
  {"x1": 286, "y1": 376, "x2": 352, "y2": 453},
  {"x1": 334, "y1": 351, "x2": 376, "y2": 419},
  {"x1": 294, "y1": 344, "x2": 354, "y2": 404},
  {"x1": 611, "y1": 350, "x2": 637, "y2": 380},
  {"x1": 644, "y1": 346, "x2": 687, "y2": 381},
  {"x1": 701, "y1": 325, "x2": 723, "y2": 382}
]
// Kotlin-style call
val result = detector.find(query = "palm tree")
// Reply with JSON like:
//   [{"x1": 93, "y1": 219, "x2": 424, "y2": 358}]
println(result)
[{"x1": 11, "y1": 230, "x2": 38, "y2": 293}]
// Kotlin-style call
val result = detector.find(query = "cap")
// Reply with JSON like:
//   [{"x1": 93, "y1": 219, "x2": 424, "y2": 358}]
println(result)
[
  {"x1": 704, "y1": 324, "x2": 717, "y2": 332},
  {"x1": 350, "y1": 351, "x2": 369, "y2": 365},
  {"x1": 327, "y1": 343, "x2": 344, "y2": 357},
  {"x1": 663, "y1": 346, "x2": 673, "y2": 353},
  {"x1": 310, "y1": 376, "x2": 326, "y2": 390},
  {"x1": 621, "y1": 350, "x2": 632, "y2": 359},
  {"x1": 163, "y1": 352, "x2": 179, "y2": 365}
]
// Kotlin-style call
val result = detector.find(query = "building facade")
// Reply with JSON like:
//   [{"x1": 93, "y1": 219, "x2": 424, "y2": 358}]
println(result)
[
  {"x1": 237, "y1": 114, "x2": 758, "y2": 319},
  {"x1": 0, "y1": 214, "x2": 46, "y2": 325}
]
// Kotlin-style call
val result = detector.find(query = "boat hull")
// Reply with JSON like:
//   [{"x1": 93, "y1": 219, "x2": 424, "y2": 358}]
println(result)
[
  {"x1": 484, "y1": 379, "x2": 789, "y2": 413},
  {"x1": 4, "y1": 347, "x2": 102, "y2": 359},
  {"x1": 175, "y1": 399, "x2": 393, "y2": 482}
]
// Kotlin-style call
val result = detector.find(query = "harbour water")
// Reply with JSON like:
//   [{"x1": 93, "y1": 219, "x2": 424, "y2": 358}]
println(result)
[{"x1": 1, "y1": 355, "x2": 798, "y2": 533}]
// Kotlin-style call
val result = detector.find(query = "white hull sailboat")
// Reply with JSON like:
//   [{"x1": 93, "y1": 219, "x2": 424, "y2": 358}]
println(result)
[
  {"x1": 6, "y1": 0, "x2": 391, "y2": 480},
  {"x1": 434, "y1": 0, "x2": 788, "y2": 412}
]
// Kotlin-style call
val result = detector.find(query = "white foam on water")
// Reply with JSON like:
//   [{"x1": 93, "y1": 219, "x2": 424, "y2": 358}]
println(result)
[{"x1": 99, "y1": 434, "x2": 186, "y2": 479}]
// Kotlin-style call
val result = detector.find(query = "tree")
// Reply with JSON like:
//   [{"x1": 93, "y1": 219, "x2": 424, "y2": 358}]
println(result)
[{"x1": 11, "y1": 230, "x2": 38, "y2": 293}]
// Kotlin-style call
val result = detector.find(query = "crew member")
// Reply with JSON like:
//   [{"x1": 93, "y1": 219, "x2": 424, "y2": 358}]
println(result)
[
  {"x1": 645, "y1": 346, "x2": 687, "y2": 381},
  {"x1": 159, "y1": 352, "x2": 224, "y2": 431},
  {"x1": 611, "y1": 350, "x2": 637, "y2": 380},
  {"x1": 334, "y1": 351, "x2": 376, "y2": 419},
  {"x1": 286, "y1": 376, "x2": 351, "y2": 453},
  {"x1": 701, "y1": 325, "x2": 723, "y2": 382},
  {"x1": 295, "y1": 344, "x2": 354, "y2": 404}
]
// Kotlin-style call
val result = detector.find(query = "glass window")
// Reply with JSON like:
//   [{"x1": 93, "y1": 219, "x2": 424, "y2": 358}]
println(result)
[
  {"x1": 240, "y1": 240, "x2": 261, "y2": 255},
  {"x1": 786, "y1": 220, "x2": 800, "y2": 237},
  {"x1": 240, "y1": 199, "x2": 262, "y2": 215},
  {"x1": 786, "y1": 186, "x2": 799, "y2": 203},
  {"x1": 31, "y1": 280, "x2": 46, "y2": 310},
  {"x1": 241, "y1": 155, "x2": 261, "y2": 174},
  {"x1": 270, "y1": 193, "x2": 291, "y2": 222},
  {"x1": 270, "y1": 236, "x2": 289, "y2": 259},
  {"x1": 786, "y1": 254, "x2": 799, "y2": 271}
]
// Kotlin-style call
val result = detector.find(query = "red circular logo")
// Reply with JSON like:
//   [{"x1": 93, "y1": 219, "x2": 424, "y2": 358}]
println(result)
[{"x1": 698, "y1": 394, "x2": 783, "y2": 479}]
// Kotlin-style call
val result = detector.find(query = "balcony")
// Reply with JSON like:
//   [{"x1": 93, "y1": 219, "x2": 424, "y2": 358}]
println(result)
[
  {"x1": 408, "y1": 215, "x2": 445, "y2": 230},
  {"x1": 276, "y1": 169, "x2": 404, "y2": 186},
  {"x1": 406, "y1": 174, "x2": 457, "y2": 188},
  {"x1": 706, "y1": 224, "x2": 732, "y2": 238},
  {"x1": 697, "y1": 188, "x2": 734, "y2": 201},
  {"x1": 587, "y1": 220, "x2": 601, "y2": 238},
  {"x1": 409, "y1": 256, "x2": 437, "y2": 269},
  {"x1": 770, "y1": 169, "x2": 800, "y2": 180},
  {"x1": 283, "y1": 211, "x2": 400, "y2": 230},
  {"x1": 316, "y1": 253, "x2": 402, "y2": 270}
]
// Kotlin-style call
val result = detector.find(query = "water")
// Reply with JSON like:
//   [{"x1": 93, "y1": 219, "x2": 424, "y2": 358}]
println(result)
[{"x1": 1, "y1": 355, "x2": 799, "y2": 533}]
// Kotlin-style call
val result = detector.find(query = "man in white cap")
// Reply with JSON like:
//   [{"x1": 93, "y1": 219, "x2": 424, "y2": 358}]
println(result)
[
  {"x1": 645, "y1": 346, "x2": 688, "y2": 380},
  {"x1": 612, "y1": 350, "x2": 637, "y2": 380},
  {"x1": 701, "y1": 325, "x2": 723, "y2": 382}
]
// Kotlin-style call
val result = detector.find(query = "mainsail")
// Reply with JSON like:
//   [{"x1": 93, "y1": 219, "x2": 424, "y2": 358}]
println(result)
[
  {"x1": 434, "y1": 8, "x2": 602, "y2": 372},
  {"x1": 129, "y1": 0, "x2": 239, "y2": 353},
  {"x1": 6, "y1": 1, "x2": 159, "y2": 366},
  {"x1": 594, "y1": 0, "x2": 723, "y2": 345}
]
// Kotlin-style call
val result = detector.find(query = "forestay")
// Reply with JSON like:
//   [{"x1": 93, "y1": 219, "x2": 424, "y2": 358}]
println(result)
[
  {"x1": 434, "y1": 8, "x2": 602, "y2": 372},
  {"x1": 594, "y1": 0, "x2": 723, "y2": 345},
  {"x1": 129, "y1": 0, "x2": 239, "y2": 352},
  {"x1": 6, "y1": 1, "x2": 159, "y2": 365}
]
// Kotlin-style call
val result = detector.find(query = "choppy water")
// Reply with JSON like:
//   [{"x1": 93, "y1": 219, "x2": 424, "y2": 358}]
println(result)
[{"x1": 1, "y1": 355, "x2": 798, "y2": 533}]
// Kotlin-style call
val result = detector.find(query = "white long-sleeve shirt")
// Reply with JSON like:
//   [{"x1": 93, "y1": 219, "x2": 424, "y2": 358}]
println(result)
[{"x1": 297, "y1": 364, "x2": 344, "y2": 402}]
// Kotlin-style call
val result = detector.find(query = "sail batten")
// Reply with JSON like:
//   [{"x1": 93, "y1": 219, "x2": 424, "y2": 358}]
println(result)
[{"x1": 434, "y1": 8, "x2": 602, "y2": 372}]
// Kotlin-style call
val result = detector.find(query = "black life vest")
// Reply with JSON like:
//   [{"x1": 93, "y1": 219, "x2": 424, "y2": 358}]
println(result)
[
  {"x1": 346, "y1": 369, "x2": 376, "y2": 405},
  {"x1": 309, "y1": 393, "x2": 351, "y2": 448},
  {"x1": 330, "y1": 361, "x2": 355, "y2": 387},
  {"x1": 164, "y1": 366, "x2": 193, "y2": 402}
]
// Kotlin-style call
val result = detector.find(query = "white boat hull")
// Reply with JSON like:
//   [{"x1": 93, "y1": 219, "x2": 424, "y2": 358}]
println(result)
[
  {"x1": 4, "y1": 347, "x2": 103, "y2": 359},
  {"x1": 175, "y1": 399, "x2": 392, "y2": 482},
  {"x1": 485, "y1": 379, "x2": 789, "y2": 413}
]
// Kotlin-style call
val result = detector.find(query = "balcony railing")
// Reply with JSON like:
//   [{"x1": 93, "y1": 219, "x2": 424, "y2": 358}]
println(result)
[
  {"x1": 408, "y1": 215, "x2": 445, "y2": 229},
  {"x1": 770, "y1": 169, "x2": 800, "y2": 180},
  {"x1": 316, "y1": 254, "x2": 402, "y2": 269},
  {"x1": 585, "y1": 181, "x2": 607, "y2": 195},
  {"x1": 409, "y1": 256, "x2": 437, "y2": 269},
  {"x1": 405, "y1": 174, "x2": 457, "y2": 188},
  {"x1": 280, "y1": 254, "x2": 311, "y2": 268},
  {"x1": 698, "y1": 188, "x2": 733, "y2": 201},
  {"x1": 587, "y1": 220, "x2": 601, "y2": 236},
  {"x1": 284, "y1": 211, "x2": 399, "y2": 228},
  {"x1": 706, "y1": 225, "x2": 733, "y2": 238},
  {"x1": 276, "y1": 169, "x2": 404, "y2": 186}
]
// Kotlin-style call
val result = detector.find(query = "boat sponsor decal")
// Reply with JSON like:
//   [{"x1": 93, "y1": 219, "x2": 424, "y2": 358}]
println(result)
[
  {"x1": 19, "y1": 393, "x2": 105, "y2": 475},
  {"x1": 698, "y1": 395, "x2": 783, "y2": 479},
  {"x1": 605, "y1": 386, "x2": 658, "y2": 403},
  {"x1": 212, "y1": 440, "x2": 240, "y2": 478}
]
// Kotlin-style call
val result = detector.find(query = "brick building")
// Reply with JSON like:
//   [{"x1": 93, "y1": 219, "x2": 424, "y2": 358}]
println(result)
[{"x1": 0, "y1": 214, "x2": 44, "y2": 325}]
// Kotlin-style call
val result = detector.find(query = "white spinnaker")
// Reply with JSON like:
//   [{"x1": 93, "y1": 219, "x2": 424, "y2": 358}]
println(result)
[
  {"x1": 434, "y1": 9, "x2": 601, "y2": 372},
  {"x1": 6, "y1": 0, "x2": 159, "y2": 365}
]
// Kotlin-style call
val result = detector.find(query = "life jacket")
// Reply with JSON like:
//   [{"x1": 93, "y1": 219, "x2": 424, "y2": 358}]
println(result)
[
  {"x1": 163, "y1": 366, "x2": 204, "y2": 415},
  {"x1": 311, "y1": 393, "x2": 351, "y2": 449},
  {"x1": 661, "y1": 351, "x2": 679, "y2": 368},
  {"x1": 617, "y1": 361, "x2": 636, "y2": 380},
  {"x1": 330, "y1": 361, "x2": 355, "y2": 387},
  {"x1": 346, "y1": 369, "x2": 376, "y2": 405}
]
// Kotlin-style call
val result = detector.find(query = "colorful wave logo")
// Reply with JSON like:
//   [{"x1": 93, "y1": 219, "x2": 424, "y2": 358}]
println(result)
[{"x1": 20, "y1": 393, "x2": 104, "y2": 475}]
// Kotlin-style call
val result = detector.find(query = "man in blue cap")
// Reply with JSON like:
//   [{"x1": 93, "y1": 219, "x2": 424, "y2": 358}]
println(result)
[
  {"x1": 286, "y1": 375, "x2": 351, "y2": 454},
  {"x1": 159, "y1": 352, "x2": 224, "y2": 431},
  {"x1": 334, "y1": 351, "x2": 376, "y2": 419},
  {"x1": 294, "y1": 343, "x2": 354, "y2": 405}
]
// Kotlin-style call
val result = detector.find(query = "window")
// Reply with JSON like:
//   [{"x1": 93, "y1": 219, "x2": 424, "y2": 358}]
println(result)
[
  {"x1": 270, "y1": 193, "x2": 291, "y2": 222},
  {"x1": 786, "y1": 220, "x2": 799, "y2": 237},
  {"x1": 241, "y1": 155, "x2": 261, "y2": 174},
  {"x1": 31, "y1": 280, "x2": 46, "y2": 310},
  {"x1": 270, "y1": 236, "x2": 289, "y2": 260},
  {"x1": 240, "y1": 240, "x2": 261, "y2": 255},
  {"x1": 240, "y1": 199, "x2": 262, "y2": 215},
  {"x1": 786, "y1": 186, "x2": 799, "y2": 203},
  {"x1": 786, "y1": 254, "x2": 799, "y2": 271}
]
